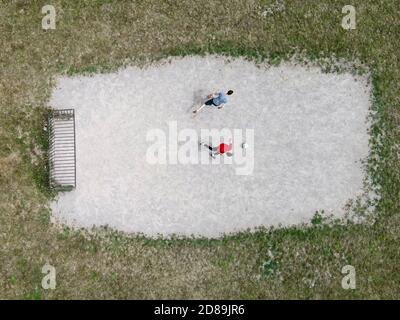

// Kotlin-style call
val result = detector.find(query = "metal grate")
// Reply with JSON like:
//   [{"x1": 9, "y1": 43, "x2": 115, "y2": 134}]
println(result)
[{"x1": 48, "y1": 109, "x2": 76, "y2": 190}]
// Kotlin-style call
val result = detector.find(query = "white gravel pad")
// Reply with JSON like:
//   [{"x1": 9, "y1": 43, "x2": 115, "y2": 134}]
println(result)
[{"x1": 49, "y1": 55, "x2": 371, "y2": 238}]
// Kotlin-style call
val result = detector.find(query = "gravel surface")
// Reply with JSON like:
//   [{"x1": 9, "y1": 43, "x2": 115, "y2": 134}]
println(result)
[{"x1": 49, "y1": 55, "x2": 371, "y2": 238}]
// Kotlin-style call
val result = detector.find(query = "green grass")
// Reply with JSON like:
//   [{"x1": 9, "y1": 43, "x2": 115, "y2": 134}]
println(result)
[{"x1": 0, "y1": 0, "x2": 399, "y2": 299}]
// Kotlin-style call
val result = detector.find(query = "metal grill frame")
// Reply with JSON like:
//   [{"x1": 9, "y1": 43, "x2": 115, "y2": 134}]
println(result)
[{"x1": 48, "y1": 109, "x2": 76, "y2": 190}]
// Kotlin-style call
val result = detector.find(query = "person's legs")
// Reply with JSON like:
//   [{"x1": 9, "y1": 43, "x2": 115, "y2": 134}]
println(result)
[
  {"x1": 203, "y1": 144, "x2": 218, "y2": 152},
  {"x1": 199, "y1": 143, "x2": 218, "y2": 157},
  {"x1": 193, "y1": 99, "x2": 216, "y2": 114},
  {"x1": 193, "y1": 104, "x2": 205, "y2": 114}
]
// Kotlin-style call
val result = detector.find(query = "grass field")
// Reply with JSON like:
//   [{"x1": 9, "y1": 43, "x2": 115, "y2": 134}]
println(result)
[{"x1": 0, "y1": 0, "x2": 399, "y2": 299}]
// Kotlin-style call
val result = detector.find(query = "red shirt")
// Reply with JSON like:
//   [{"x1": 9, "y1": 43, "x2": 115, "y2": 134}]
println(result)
[{"x1": 218, "y1": 143, "x2": 232, "y2": 154}]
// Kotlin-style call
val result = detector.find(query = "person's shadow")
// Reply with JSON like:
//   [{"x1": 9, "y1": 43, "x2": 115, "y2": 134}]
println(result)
[{"x1": 187, "y1": 89, "x2": 207, "y2": 113}]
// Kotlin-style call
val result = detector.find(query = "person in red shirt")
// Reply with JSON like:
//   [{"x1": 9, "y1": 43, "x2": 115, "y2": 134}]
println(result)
[{"x1": 200, "y1": 142, "x2": 233, "y2": 158}]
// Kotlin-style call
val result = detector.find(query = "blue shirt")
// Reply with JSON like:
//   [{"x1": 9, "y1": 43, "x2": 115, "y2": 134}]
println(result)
[{"x1": 212, "y1": 92, "x2": 228, "y2": 106}]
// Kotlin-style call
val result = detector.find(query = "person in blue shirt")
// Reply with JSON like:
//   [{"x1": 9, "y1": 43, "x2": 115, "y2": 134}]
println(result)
[{"x1": 193, "y1": 90, "x2": 234, "y2": 115}]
